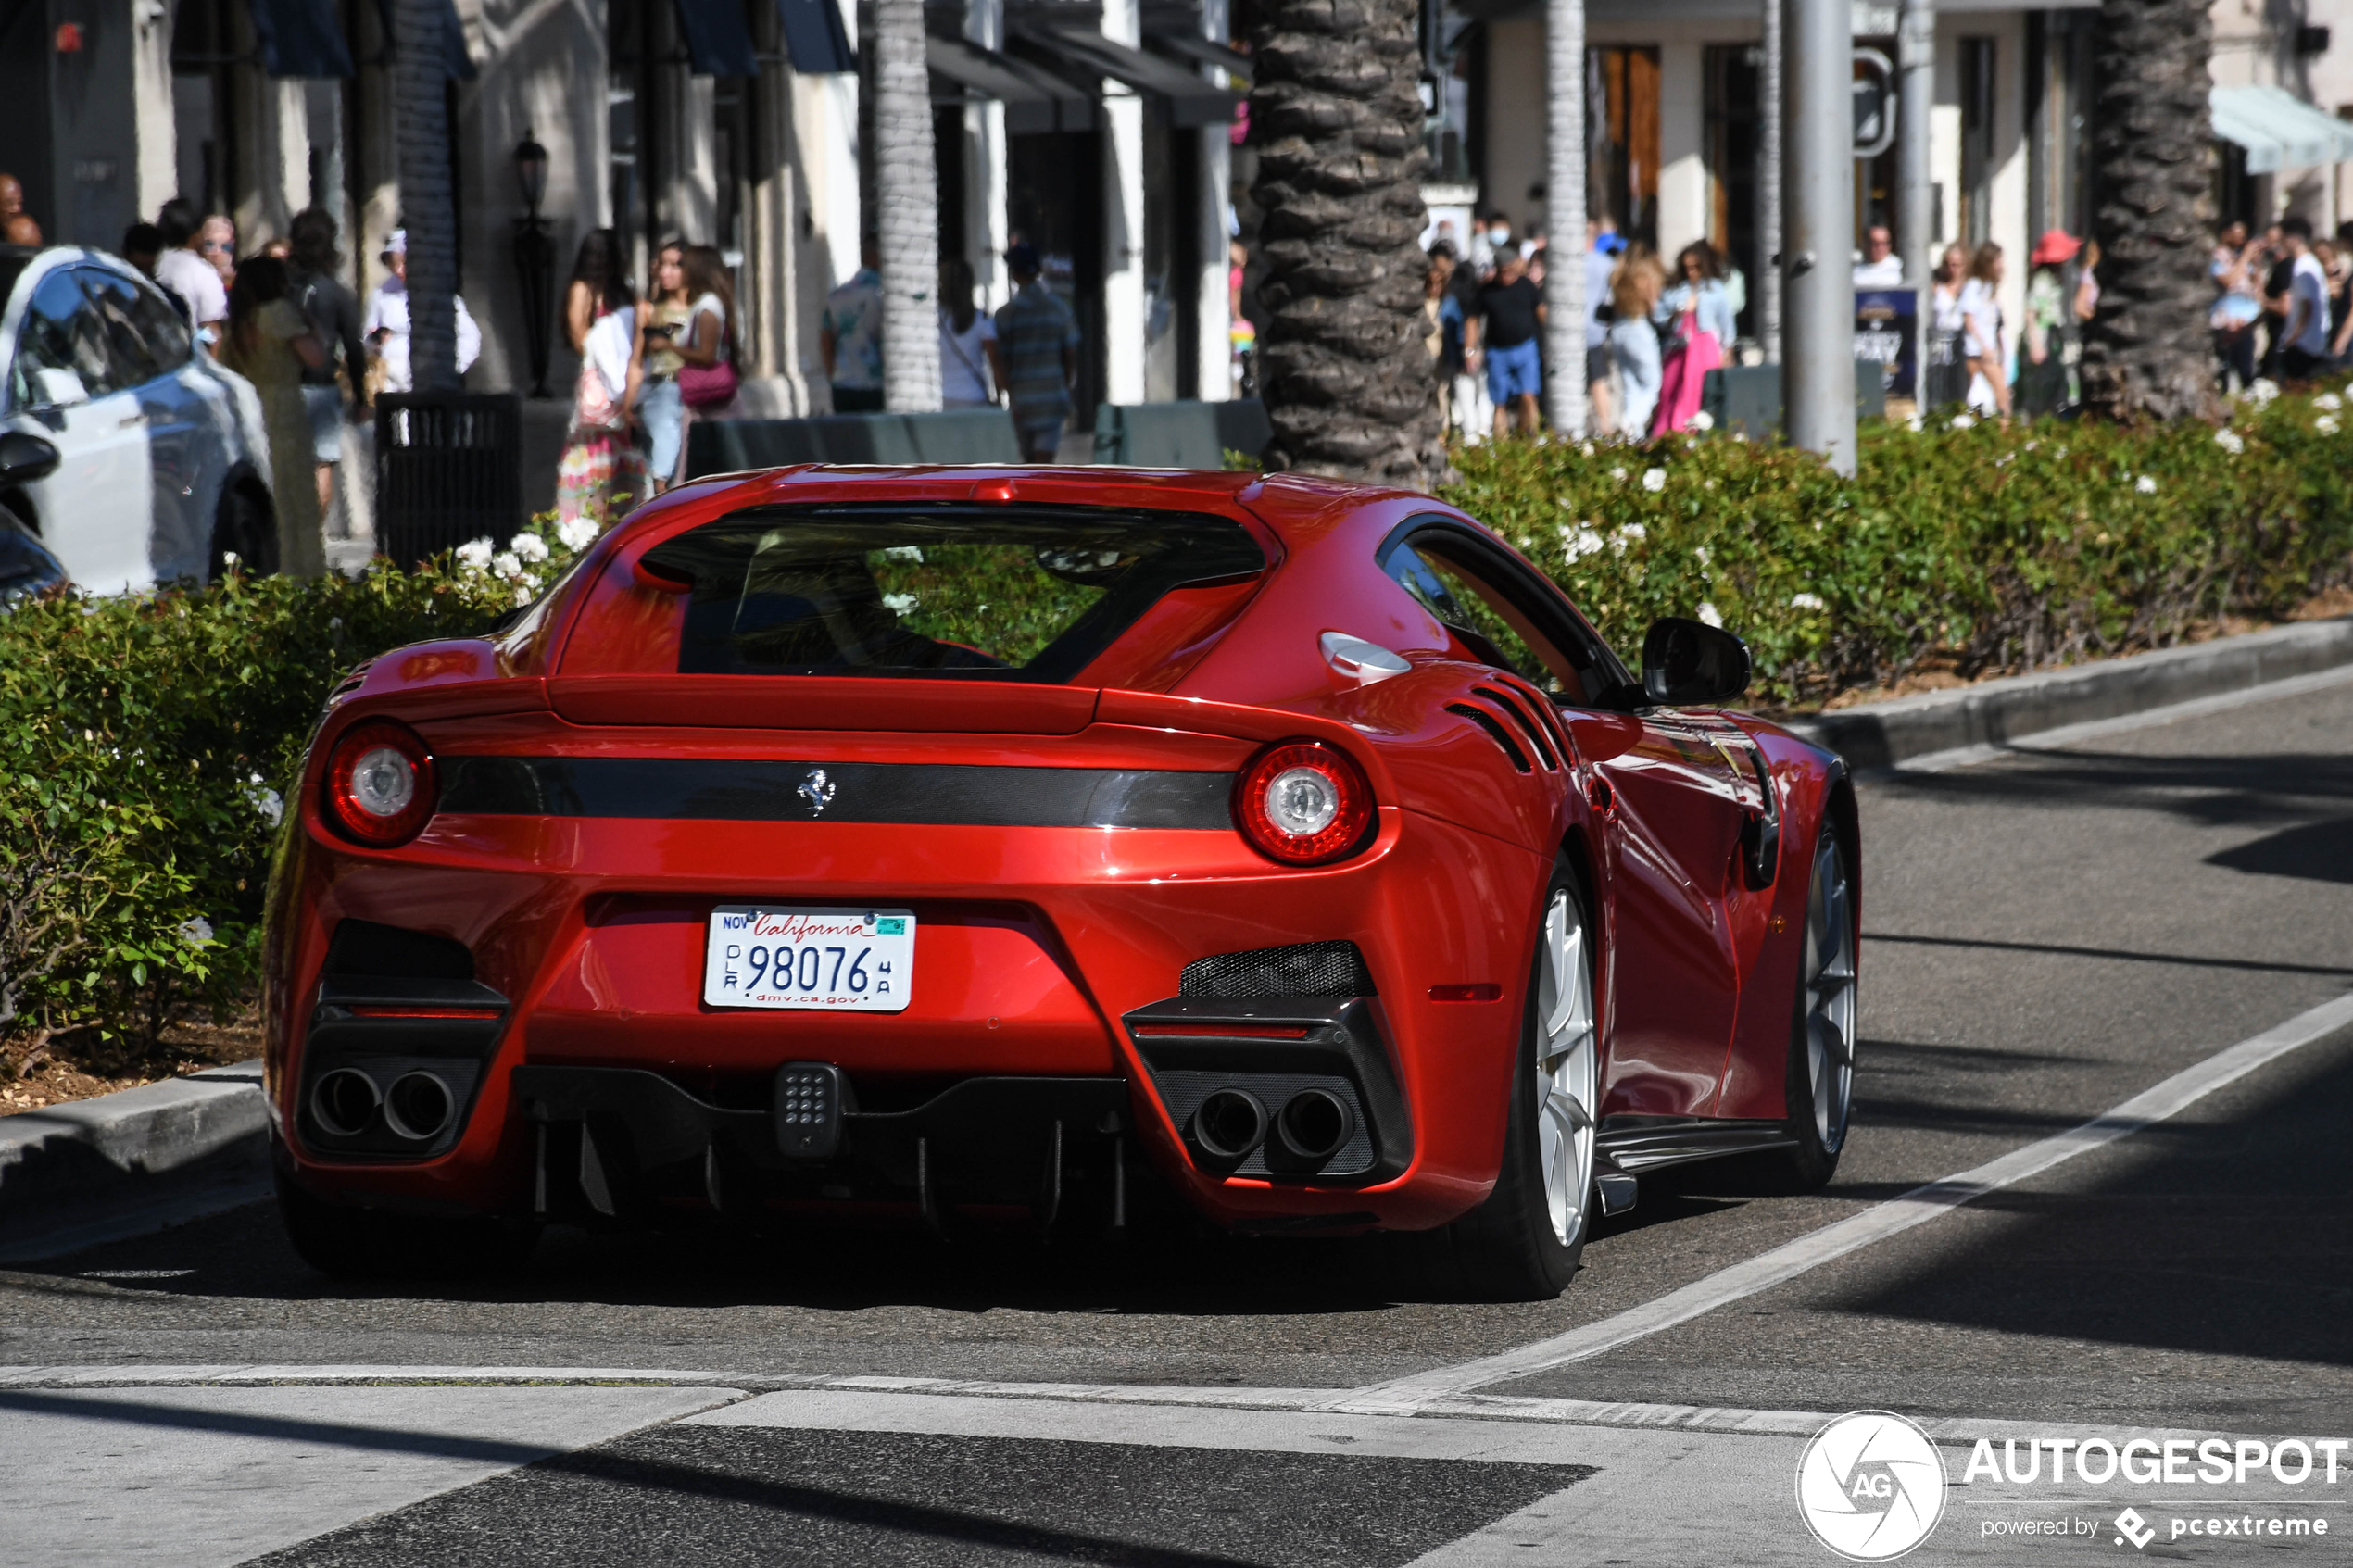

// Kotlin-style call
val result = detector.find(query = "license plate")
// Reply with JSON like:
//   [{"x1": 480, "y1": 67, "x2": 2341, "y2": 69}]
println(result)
[{"x1": 701, "y1": 906, "x2": 915, "y2": 1011}]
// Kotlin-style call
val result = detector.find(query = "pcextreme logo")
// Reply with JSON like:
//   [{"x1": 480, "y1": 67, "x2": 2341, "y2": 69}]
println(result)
[{"x1": 1796, "y1": 1411, "x2": 1950, "y2": 1561}]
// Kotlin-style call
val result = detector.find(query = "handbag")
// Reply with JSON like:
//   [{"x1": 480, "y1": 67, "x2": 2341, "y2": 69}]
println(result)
[{"x1": 679, "y1": 355, "x2": 738, "y2": 410}]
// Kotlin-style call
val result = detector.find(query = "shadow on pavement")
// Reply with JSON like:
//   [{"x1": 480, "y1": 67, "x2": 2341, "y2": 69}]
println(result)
[{"x1": 2207, "y1": 816, "x2": 2353, "y2": 884}]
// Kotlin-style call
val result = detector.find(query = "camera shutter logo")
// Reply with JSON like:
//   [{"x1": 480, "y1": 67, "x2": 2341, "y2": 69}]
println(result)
[{"x1": 1795, "y1": 1411, "x2": 1948, "y2": 1561}]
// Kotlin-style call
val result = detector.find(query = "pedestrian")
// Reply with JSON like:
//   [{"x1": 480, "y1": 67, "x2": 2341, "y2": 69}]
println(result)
[
  {"x1": 200, "y1": 215, "x2": 237, "y2": 289},
  {"x1": 1585, "y1": 217, "x2": 1621, "y2": 436},
  {"x1": 2257, "y1": 221, "x2": 2293, "y2": 380},
  {"x1": 1958, "y1": 242, "x2": 2010, "y2": 417},
  {"x1": 1605, "y1": 247, "x2": 1664, "y2": 437},
  {"x1": 1468, "y1": 248, "x2": 1544, "y2": 439},
  {"x1": 2273, "y1": 216, "x2": 2332, "y2": 381},
  {"x1": 1853, "y1": 222, "x2": 1903, "y2": 288},
  {"x1": 1925, "y1": 243, "x2": 1969, "y2": 408},
  {"x1": 625, "y1": 241, "x2": 691, "y2": 491},
  {"x1": 2073, "y1": 239, "x2": 2101, "y2": 325},
  {"x1": 156, "y1": 198, "x2": 228, "y2": 354},
  {"x1": 217, "y1": 255, "x2": 327, "y2": 578},
  {"x1": 285, "y1": 208, "x2": 368, "y2": 525},
  {"x1": 0, "y1": 173, "x2": 39, "y2": 245},
  {"x1": 2019, "y1": 229, "x2": 2078, "y2": 417},
  {"x1": 119, "y1": 222, "x2": 171, "y2": 298},
  {"x1": 2321, "y1": 237, "x2": 2353, "y2": 366},
  {"x1": 2210, "y1": 222, "x2": 2261, "y2": 391},
  {"x1": 1652, "y1": 242, "x2": 1733, "y2": 434},
  {"x1": 937, "y1": 255, "x2": 1003, "y2": 410},
  {"x1": 362, "y1": 229, "x2": 483, "y2": 394},
  {"x1": 1425, "y1": 244, "x2": 1462, "y2": 433},
  {"x1": 557, "y1": 228, "x2": 644, "y2": 528},
  {"x1": 1471, "y1": 211, "x2": 1513, "y2": 280},
  {"x1": 673, "y1": 244, "x2": 744, "y2": 460},
  {"x1": 822, "y1": 237, "x2": 885, "y2": 413},
  {"x1": 994, "y1": 242, "x2": 1080, "y2": 462}
]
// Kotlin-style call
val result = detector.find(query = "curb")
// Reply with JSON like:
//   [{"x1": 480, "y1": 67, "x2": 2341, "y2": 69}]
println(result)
[
  {"x1": 1782, "y1": 615, "x2": 2353, "y2": 771},
  {"x1": 0, "y1": 1061, "x2": 268, "y2": 1263}
]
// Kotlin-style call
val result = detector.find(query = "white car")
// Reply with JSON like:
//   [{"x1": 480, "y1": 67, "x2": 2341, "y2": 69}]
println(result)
[{"x1": 0, "y1": 244, "x2": 276, "y2": 592}]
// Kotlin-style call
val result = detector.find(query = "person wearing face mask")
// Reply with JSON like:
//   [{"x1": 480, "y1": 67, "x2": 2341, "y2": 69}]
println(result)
[{"x1": 1472, "y1": 213, "x2": 1514, "y2": 280}]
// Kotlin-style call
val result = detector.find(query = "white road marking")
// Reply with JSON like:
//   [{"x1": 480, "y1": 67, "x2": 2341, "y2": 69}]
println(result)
[
  {"x1": 1888, "y1": 660, "x2": 2353, "y2": 774},
  {"x1": 1335, "y1": 986, "x2": 2353, "y2": 1412}
]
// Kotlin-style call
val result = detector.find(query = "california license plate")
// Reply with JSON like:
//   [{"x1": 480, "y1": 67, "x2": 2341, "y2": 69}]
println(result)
[{"x1": 701, "y1": 907, "x2": 915, "y2": 1011}]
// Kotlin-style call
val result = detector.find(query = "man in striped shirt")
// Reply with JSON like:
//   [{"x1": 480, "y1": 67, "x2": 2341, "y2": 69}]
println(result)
[{"x1": 994, "y1": 243, "x2": 1080, "y2": 462}]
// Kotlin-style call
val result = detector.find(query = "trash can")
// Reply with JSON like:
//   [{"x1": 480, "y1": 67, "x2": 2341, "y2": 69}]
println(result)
[{"x1": 374, "y1": 393, "x2": 522, "y2": 571}]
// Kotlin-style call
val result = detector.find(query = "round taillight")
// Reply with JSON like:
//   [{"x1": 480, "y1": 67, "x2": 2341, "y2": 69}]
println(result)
[
  {"x1": 321, "y1": 720, "x2": 436, "y2": 847},
  {"x1": 1234, "y1": 741, "x2": 1374, "y2": 865}
]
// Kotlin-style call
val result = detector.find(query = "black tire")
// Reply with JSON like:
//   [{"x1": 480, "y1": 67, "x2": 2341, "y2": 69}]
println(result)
[
  {"x1": 209, "y1": 479, "x2": 277, "y2": 582},
  {"x1": 1774, "y1": 819, "x2": 1857, "y2": 1191},
  {"x1": 275, "y1": 1163, "x2": 538, "y2": 1281},
  {"x1": 1428, "y1": 859, "x2": 1597, "y2": 1301}
]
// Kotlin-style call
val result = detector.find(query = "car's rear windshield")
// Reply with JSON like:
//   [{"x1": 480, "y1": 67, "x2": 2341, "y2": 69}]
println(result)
[{"x1": 638, "y1": 504, "x2": 1266, "y2": 682}]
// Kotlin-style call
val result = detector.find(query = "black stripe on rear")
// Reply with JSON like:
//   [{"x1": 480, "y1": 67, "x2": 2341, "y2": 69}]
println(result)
[{"x1": 437, "y1": 756, "x2": 1238, "y2": 828}]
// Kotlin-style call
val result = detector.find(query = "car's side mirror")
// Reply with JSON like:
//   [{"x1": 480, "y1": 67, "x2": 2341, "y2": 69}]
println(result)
[
  {"x1": 1642, "y1": 616, "x2": 1751, "y2": 707},
  {"x1": 0, "y1": 431, "x2": 60, "y2": 483}
]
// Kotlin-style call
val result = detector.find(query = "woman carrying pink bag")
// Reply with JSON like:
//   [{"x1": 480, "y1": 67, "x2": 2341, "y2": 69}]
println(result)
[{"x1": 1652, "y1": 242, "x2": 1736, "y2": 435}]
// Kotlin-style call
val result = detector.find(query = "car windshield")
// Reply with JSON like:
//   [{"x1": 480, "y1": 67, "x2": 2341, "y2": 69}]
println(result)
[{"x1": 638, "y1": 504, "x2": 1266, "y2": 683}]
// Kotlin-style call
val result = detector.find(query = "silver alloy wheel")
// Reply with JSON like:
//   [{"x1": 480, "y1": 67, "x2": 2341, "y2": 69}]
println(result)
[
  {"x1": 1803, "y1": 833, "x2": 1858, "y2": 1151},
  {"x1": 1535, "y1": 888, "x2": 1600, "y2": 1248}
]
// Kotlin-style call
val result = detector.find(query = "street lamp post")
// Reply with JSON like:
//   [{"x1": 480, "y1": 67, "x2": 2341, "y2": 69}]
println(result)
[
  {"x1": 1781, "y1": 0, "x2": 1855, "y2": 472},
  {"x1": 512, "y1": 131, "x2": 555, "y2": 399}
]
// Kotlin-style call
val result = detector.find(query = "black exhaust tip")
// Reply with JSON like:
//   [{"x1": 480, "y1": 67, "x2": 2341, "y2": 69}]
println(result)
[
  {"x1": 312, "y1": 1068, "x2": 382, "y2": 1138},
  {"x1": 1272, "y1": 1087, "x2": 1356, "y2": 1164},
  {"x1": 383, "y1": 1071, "x2": 455, "y2": 1142},
  {"x1": 1192, "y1": 1088, "x2": 1268, "y2": 1160}
]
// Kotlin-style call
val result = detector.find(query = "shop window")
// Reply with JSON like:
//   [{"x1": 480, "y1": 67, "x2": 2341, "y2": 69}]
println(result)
[
  {"x1": 1703, "y1": 44, "x2": 1757, "y2": 337},
  {"x1": 1589, "y1": 45, "x2": 1659, "y2": 246}
]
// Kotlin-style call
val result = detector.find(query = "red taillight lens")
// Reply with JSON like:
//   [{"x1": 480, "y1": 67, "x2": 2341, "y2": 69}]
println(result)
[
  {"x1": 321, "y1": 720, "x2": 437, "y2": 847},
  {"x1": 1233, "y1": 741, "x2": 1374, "y2": 865}
]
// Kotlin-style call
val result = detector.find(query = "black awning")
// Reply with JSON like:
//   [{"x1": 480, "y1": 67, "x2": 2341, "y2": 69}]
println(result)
[
  {"x1": 248, "y1": 0, "x2": 353, "y2": 76},
  {"x1": 1143, "y1": 29, "x2": 1249, "y2": 83},
  {"x1": 1011, "y1": 23, "x2": 1240, "y2": 128},
  {"x1": 928, "y1": 34, "x2": 1097, "y2": 133},
  {"x1": 674, "y1": 0, "x2": 759, "y2": 75},
  {"x1": 775, "y1": 0, "x2": 855, "y2": 72},
  {"x1": 369, "y1": 0, "x2": 476, "y2": 79}
]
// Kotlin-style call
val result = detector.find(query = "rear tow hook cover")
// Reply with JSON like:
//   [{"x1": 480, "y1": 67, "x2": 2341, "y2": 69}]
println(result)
[{"x1": 774, "y1": 1061, "x2": 849, "y2": 1160}]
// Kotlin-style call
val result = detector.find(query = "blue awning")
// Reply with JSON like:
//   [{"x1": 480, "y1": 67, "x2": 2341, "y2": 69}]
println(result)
[
  {"x1": 776, "y1": 0, "x2": 855, "y2": 73},
  {"x1": 674, "y1": 0, "x2": 759, "y2": 76},
  {"x1": 2210, "y1": 84, "x2": 2353, "y2": 173},
  {"x1": 248, "y1": 0, "x2": 353, "y2": 76}
]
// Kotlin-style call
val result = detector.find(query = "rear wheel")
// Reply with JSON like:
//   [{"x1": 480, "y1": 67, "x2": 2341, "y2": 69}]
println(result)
[
  {"x1": 275, "y1": 1163, "x2": 537, "y2": 1281},
  {"x1": 209, "y1": 480, "x2": 277, "y2": 582},
  {"x1": 1775, "y1": 822, "x2": 1856, "y2": 1189},
  {"x1": 1434, "y1": 861, "x2": 1598, "y2": 1300}
]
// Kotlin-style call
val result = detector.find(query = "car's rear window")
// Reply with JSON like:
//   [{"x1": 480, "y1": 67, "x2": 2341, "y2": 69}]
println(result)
[{"x1": 637, "y1": 504, "x2": 1266, "y2": 683}]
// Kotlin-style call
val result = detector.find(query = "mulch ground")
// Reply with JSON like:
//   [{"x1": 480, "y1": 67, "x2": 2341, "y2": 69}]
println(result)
[{"x1": 0, "y1": 1012, "x2": 263, "y2": 1117}]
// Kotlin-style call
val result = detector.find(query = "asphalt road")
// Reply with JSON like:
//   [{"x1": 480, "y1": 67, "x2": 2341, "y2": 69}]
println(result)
[{"x1": 6, "y1": 678, "x2": 2352, "y2": 1565}]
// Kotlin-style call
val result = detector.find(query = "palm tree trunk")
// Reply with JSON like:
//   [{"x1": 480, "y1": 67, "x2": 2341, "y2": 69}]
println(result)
[
  {"x1": 392, "y1": 0, "x2": 459, "y2": 394},
  {"x1": 1543, "y1": 0, "x2": 1587, "y2": 436},
  {"x1": 1249, "y1": 0, "x2": 1443, "y2": 487},
  {"x1": 872, "y1": 0, "x2": 941, "y2": 411},
  {"x1": 2080, "y1": 0, "x2": 2218, "y2": 421}
]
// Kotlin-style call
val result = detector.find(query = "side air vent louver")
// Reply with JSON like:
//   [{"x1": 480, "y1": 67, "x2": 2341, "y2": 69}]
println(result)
[
  {"x1": 1473, "y1": 685, "x2": 1559, "y2": 769},
  {"x1": 1180, "y1": 940, "x2": 1378, "y2": 999},
  {"x1": 1445, "y1": 702, "x2": 1531, "y2": 772}
]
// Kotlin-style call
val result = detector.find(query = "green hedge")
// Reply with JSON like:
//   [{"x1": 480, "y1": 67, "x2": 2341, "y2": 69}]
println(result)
[
  {"x1": 6, "y1": 382, "x2": 2352, "y2": 1044},
  {"x1": 1441, "y1": 382, "x2": 2353, "y2": 703}
]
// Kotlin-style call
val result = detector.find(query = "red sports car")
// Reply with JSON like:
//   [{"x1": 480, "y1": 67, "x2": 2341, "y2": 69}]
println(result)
[{"x1": 264, "y1": 465, "x2": 1858, "y2": 1298}]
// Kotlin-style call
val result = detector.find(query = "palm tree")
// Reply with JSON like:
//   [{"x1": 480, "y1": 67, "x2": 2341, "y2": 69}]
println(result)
[
  {"x1": 1542, "y1": 0, "x2": 1587, "y2": 436},
  {"x1": 391, "y1": 0, "x2": 458, "y2": 393},
  {"x1": 2080, "y1": 0, "x2": 2218, "y2": 421},
  {"x1": 1249, "y1": 0, "x2": 1444, "y2": 488},
  {"x1": 871, "y1": 0, "x2": 941, "y2": 411}
]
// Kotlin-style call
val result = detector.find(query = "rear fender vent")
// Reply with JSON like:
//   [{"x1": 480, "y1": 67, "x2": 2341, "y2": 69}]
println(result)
[
  {"x1": 1490, "y1": 674, "x2": 1572, "y2": 759},
  {"x1": 1180, "y1": 940, "x2": 1377, "y2": 999},
  {"x1": 1472, "y1": 685, "x2": 1559, "y2": 769},
  {"x1": 1444, "y1": 702, "x2": 1530, "y2": 772},
  {"x1": 322, "y1": 919, "x2": 475, "y2": 981}
]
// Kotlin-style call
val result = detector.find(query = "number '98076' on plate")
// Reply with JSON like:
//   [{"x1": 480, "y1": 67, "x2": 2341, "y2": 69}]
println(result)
[{"x1": 702, "y1": 907, "x2": 916, "y2": 1011}]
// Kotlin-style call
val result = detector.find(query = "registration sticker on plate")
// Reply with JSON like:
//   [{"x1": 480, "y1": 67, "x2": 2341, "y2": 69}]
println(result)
[{"x1": 702, "y1": 907, "x2": 915, "y2": 1012}]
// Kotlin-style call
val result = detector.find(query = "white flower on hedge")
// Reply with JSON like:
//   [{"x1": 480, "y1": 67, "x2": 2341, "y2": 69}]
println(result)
[
  {"x1": 1610, "y1": 466, "x2": 1629, "y2": 483},
  {"x1": 456, "y1": 538, "x2": 494, "y2": 571},
  {"x1": 2215, "y1": 429, "x2": 2246, "y2": 455},
  {"x1": 1579, "y1": 441, "x2": 1597, "y2": 458},
  {"x1": 492, "y1": 550, "x2": 522, "y2": 578},
  {"x1": 221, "y1": 551, "x2": 239, "y2": 569},
  {"x1": 178, "y1": 916, "x2": 214, "y2": 947},
  {"x1": 510, "y1": 533, "x2": 550, "y2": 564},
  {"x1": 245, "y1": 772, "x2": 283, "y2": 826},
  {"x1": 1949, "y1": 412, "x2": 1976, "y2": 430},
  {"x1": 2246, "y1": 378, "x2": 2281, "y2": 406},
  {"x1": 1693, "y1": 545, "x2": 1711, "y2": 565},
  {"x1": 882, "y1": 592, "x2": 920, "y2": 614},
  {"x1": 557, "y1": 517, "x2": 600, "y2": 552},
  {"x1": 1905, "y1": 414, "x2": 1924, "y2": 432},
  {"x1": 2318, "y1": 415, "x2": 2342, "y2": 434},
  {"x1": 513, "y1": 585, "x2": 534, "y2": 606},
  {"x1": 1697, "y1": 602, "x2": 1724, "y2": 628},
  {"x1": 1642, "y1": 467, "x2": 1667, "y2": 492},
  {"x1": 882, "y1": 545, "x2": 925, "y2": 563},
  {"x1": 1790, "y1": 592, "x2": 1826, "y2": 611},
  {"x1": 1689, "y1": 410, "x2": 1716, "y2": 432},
  {"x1": 2134, "y1": 474, "x2": 2158, "y2": 494},
  {"x1": 1608, "y1": 522, "x2": 1647, "y2": 558},
  {"x1": 2316, "y1": 392, "x2": 2344, "y2": 411},
  {"x1": 1559, "y1": 526, "x2": 1605, "y2": 561}
]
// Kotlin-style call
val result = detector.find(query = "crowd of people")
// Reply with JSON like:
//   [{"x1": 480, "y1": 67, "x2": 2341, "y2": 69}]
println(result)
[{"x1": 2208, "y1": 216, "x2": 2353, "y2": 390}]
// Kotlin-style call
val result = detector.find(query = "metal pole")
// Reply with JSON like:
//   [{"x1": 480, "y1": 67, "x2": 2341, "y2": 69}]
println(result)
[
  {"x1": 1544, "y1": 0, "x2": 1588, "y2": 436},
  {"x1": 1898, "y1": 0, "x2": 1935, "y2": 414},
  {"x1": 1782, "y1": 0, "x2": 1854, "y2": 470},
  {"x1": 1757, "y1": 0, "x2": 1783, "y2": 364}
]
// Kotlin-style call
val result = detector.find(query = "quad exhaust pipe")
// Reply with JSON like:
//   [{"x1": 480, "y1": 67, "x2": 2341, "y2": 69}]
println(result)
[
  {"x1": 311, "y1": 1069, "x2": 382, "y2": 1138},
  {"x1": 310, "y1": 1067, "x2": 455, "y2": 1142},
  {"x1": 384, "y1": 1071, "x2": 455, "y2": 1142},
  {"x1": 1190, "y1": 1085, "x2": 1357, "y2": 1166}
]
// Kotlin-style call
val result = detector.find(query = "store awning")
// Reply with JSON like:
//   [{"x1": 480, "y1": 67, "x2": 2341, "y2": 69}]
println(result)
[
  {"x1": 248, "y1": 0, "x2": 353, "y2": 77},
  {"x1": 674, "y1": 0, "x2": 759, "y2": 76},
  {"x1": 1011, "y1": 24, "x2": 1241, "y2": 128},
  {"x1": 928, "y1": 35, "x2": 1097, "y2": 133},
  {"x1": 775, "y1": 0, "x2": 855, "y2": 73},
  {"x1": 2210, "y1": 84, "x2": 2353, "y2": 173},
  {"x1": 1144, "y1": 29, "x2": 1251, "y2": 84},
  {"x1": 367, "y1": 0, "x2": 476, "y2": 79}
]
